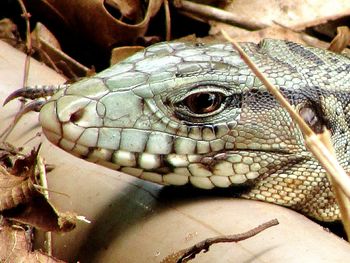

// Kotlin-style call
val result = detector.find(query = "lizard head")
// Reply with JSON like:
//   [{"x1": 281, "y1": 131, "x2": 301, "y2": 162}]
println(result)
[{"x1": 40, "y1": 39, "x2": 350, "y2": 221}]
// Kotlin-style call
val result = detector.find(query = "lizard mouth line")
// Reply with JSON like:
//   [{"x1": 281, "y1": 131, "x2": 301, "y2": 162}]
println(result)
[
  {"x1": 209, "y1": 147, "x2": 294, "y2": 157},
  {"x1": 45, "y1": 128, "x2": 299, "y2": 179},
  {"x1": 43, "y1": 127, "x2": 296, "y2": 160}
]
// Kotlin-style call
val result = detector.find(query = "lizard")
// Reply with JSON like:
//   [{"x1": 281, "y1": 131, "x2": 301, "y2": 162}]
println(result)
[{"x1": 6, "y1": 39, "x2": 350, "y2": 222}]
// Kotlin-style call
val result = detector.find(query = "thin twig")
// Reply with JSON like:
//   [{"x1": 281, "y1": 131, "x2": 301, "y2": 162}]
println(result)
[
  {"x1": 17, "y1": 0, "x2": 32, "y2": 88},
  {"x1": 318, "y1": 130, "x2": 350, "y2": 237},
  {"x1": 172, "y1": 0, "x2": 266, "y2": 30},
  {"x1": 164, "y1": 0, "x2": 171, "y2": 41},
  {"x1": 1, "y1": 0, "x2": 34, "y2": 141},
  {"x1": 162, "y1": 219, "x2": 279, "y2": 263},
  {"x1": 36, "y1": 151, "x2": 52, "y2": 256}
]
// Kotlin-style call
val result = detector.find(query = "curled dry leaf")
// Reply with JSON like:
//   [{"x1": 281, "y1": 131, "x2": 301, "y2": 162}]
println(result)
[
  {"x1": 209, "y1": 0, "x2": 350, "y2": 48},
  {"x1": 0, "y1": 225, "x2": 66, "y2": 262},
  {"x1": 0, "y1": 142, "x2": 24, "y2": 167},
  {"x1": 3, "y1": 195, "x2": 77, "y2": 232},
  {"x1": 110, "y1": 45, "x2": 144, "y2": 65},
  {"x1": 215, "y1": 26, "x2": 329, "y2": 50},
  {"x1": 0, "y1": 18, "x2": 24, "y2": 50},
  {"x1": 0, "y1": 165, "x2": 36, "y2": 211},
  {"x1": 328, "y1": 26, "x2": 350, "y2": 53},
  {"x1": 31, "y1": 22, "x2": 90, "y2": 79},
  {"x1": 173, "y1": 0, "x2": 267, "y2": 30},
  {"x1": 0, "y1": 146, "x2": 76, "y2": 232},
  {"x1": 0, "y1": 146, "x2": 37, "y2": 211},
  {"x1": 105, "y1": 0, "x2": 143, "y2": 21},
  {"x1": 23, "y1": 0, "x2": 163, "y2": 49}
]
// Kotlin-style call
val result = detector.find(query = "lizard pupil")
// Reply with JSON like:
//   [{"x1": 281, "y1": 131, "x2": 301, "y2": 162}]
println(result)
[{"x1": 185, "y1": 92, "x2": 222, "y2": 114}]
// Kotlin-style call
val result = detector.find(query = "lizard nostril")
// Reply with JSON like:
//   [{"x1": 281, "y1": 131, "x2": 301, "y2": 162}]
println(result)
[{"x1": 70, "y1": 108, "x2": 85, "y2": 123}]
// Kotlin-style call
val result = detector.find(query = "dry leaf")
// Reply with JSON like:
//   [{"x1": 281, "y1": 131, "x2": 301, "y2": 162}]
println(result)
[
  {"x1": 212, "y1": 0, "x2": 350, "y2": 32},
  {"x1": 207, "y1": 0, "x2": 350, "y2": 46},
  {"x1": 0, "y1": 165, "x2": 36, "y2": 211},
  {"x1": 208, "y1": 26, "x2": 329, "y2": 50},
  {"x1": 328, "y1": 26, "x2": 350, "y2": 53},
  {"x1": 32, "y1": 22, "x2": 61, "y2": 50},
  {"x1": 23, "y1": 0, "x2": 163, "y2": 49},
  {"x1": 0, "y1": 146, "x2": 76, "y2": 232},
  {"x1": 0, "y1": 225, "x2": 66, "y2": 262},
  {"x1": 105, "y1": 0, "x2": 143, "y2": 21},
  {"x1": 110, "y1": 46, "x2": 144, "y2": 65},
  {"x1": 31, "y1": 23, "x2": 89, "y2": 79},
  {"x1": 0, "y1": 148, "x2": 37, "y2": 211},
  {"x1": 3, "y1": 195, "x2": 76, "y2": 232},
  {"x1": 0, "y1": 18, "x2": 24, "y2": 49},
  {"x1": 0, "y1": 142, "x2": 24, "y2": 167}
]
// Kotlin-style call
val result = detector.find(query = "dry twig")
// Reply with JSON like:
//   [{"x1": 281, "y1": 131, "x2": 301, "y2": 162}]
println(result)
[
  {"x1": 164, "y1": 0, "x2": 171, "y2": 41},
  {"x1": 161, "y1": 219, "x2": 279, "y2": 263},
  {"x1": 173, "y1": 0, "x2": 267, "y2": 30},
  {"x1": 17, "y1": 0, "x2": 32, "y2": 88},
  {"x1": 36, "y1": 154, "x2": 52, "y2": 256}
]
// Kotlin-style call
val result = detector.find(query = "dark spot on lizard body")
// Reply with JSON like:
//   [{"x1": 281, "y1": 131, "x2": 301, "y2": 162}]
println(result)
[{"x1": 286, "y1": 41, "x2": 325, "y2": 66}]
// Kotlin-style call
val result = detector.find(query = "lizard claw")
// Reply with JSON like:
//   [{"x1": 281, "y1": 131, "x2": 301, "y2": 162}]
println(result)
[
  {"x1": 0, "y1": 98, "x2": 47, "y2": 140},
  {"x1": 1, "y1": 84, "x2": 68, "y2": 140},
  {"x1": 3, "y1": 84, "x2": 68, "y2": 106},
  {"x1": 4, "y1": 88, "x2": 28, "y2": 106},
  {"x1": 17, "y1": 98, "x2": 47, "y2": 114}
]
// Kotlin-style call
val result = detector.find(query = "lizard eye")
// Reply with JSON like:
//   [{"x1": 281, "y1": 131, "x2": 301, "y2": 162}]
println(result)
[{"x1": 183, "y1": 92, "x2": 223, "y2": 114}]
